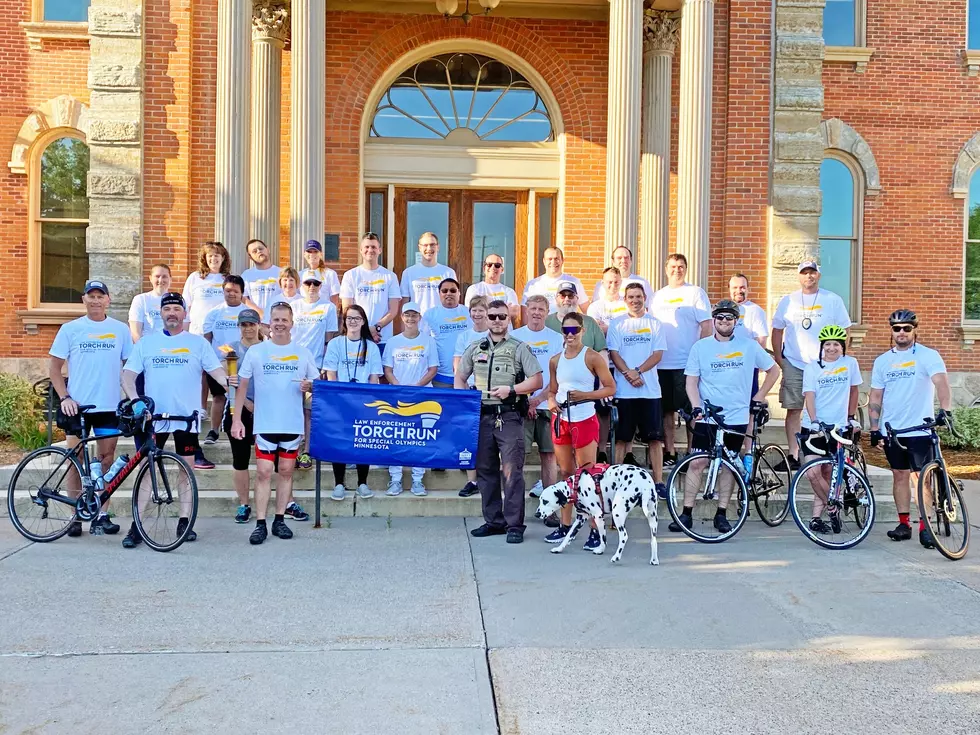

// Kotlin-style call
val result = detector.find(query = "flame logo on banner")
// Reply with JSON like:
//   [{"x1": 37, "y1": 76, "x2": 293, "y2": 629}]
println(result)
[{"x1": 364, "y1": 400, "x2": 443, "y2": 428}]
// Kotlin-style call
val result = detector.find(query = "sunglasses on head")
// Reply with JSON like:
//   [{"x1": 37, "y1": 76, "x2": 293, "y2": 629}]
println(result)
[
  {"x1": 561, "y1": 326, "x2": 582, "y2": 335},
  {"x1": 487, "y1": 313, "x2": 508, "y2": 321},
  {"x1": 892, "y1": 324, "x2": 915, "y2": 333},
  {"x1": 484, "y1": 262, "x2": 503, "y2": 269}
]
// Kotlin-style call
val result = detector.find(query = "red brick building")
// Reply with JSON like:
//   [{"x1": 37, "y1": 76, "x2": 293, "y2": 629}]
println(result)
[{"x1": 1, "y1": 0, "x2": 978, "y2": 399}]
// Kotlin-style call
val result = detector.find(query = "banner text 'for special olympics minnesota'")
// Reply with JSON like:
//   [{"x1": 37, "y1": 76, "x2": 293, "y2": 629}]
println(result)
[{"x1": 309, "y1": 381, "x2": 481, "y2": 469}]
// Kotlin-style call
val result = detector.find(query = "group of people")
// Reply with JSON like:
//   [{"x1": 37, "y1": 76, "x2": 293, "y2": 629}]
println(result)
[{"x1": 47, "y1": 231, "x2": 954, "y2": 549}]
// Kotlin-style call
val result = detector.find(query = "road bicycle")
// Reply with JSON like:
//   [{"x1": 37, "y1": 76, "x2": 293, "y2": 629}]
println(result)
[
  {"x1": 6, "y1": 398, "x2": 199, "y2": 552},
  {"x1": 743, "y1": 401, "x2": 792, "y2": 527},
  {"x1": 887, "y1": 416, "x2": 970, "y2": 561},
  {"x1": 789, "y1": 422, "x2": 876, "y2": 550}
]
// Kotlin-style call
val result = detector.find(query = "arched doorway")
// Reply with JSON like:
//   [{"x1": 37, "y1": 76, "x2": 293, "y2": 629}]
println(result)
[{"x1": 360, "y1": 41, "x2": 564, "y2": 295}]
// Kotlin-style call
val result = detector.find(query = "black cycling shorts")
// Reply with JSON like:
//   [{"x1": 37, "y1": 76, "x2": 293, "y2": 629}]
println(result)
[
  {"x1": 884, "y1": 435, "x2": 936, "y2": 472},
  {"x1": 691, "y1": 422, "x2": 747, "y2": 453},
  {"x1": 658, "y1": 369, "x2": 691, "y2": 415},
  {"x1": 155, "y1": 430, "x2": 200, "y2": 457},
  {"x1": 225, "y1": 407, "x2": 254, "y2": 471},
  {"x1": 58, "y1": 409, "x2": 118, "y2": 439}
]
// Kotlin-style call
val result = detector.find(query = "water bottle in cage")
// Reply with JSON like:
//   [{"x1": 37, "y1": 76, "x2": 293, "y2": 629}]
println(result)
[
  {"x1": 89, "y1": 460, "x2": 105, "y2": 491},
  {"x1": 724, "y1": 447, "x2": 741, "y2": 468}
]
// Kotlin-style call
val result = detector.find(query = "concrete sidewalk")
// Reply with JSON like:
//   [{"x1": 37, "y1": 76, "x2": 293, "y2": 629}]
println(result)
[{"x1": 1, "y1": 517, "x2": 979, "y2": 734}]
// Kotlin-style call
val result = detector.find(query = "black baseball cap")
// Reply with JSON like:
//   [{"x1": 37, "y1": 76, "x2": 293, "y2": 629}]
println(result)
[
  {"x1": 83, "y1": 279, "x2": 109, "y2": 295},
  {"x1": 160, "y1": 292, "x2": 185, "y2": 309},
  {"x1": 238, "y1": 308, "x2": 260, "y2": 325}
]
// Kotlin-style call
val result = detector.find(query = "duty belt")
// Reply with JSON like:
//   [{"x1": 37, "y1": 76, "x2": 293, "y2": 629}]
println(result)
[{"x1": 481, "y1": 404, "x2": 517, "y2": 416}]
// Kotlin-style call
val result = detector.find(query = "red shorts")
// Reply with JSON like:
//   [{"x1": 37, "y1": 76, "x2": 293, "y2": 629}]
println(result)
[{"x1": 551, "y1": 413, "x2": 600, "y2": 449}]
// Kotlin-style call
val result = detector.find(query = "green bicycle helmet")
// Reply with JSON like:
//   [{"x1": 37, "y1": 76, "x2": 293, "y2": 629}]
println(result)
[{"x1": 818, "y1": 324, "x2": 848, "y2": 342}]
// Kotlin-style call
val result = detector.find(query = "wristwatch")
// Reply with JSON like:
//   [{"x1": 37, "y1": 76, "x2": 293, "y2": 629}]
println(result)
[
  {"x1": 374, "y1": 323, "x2": 382, "y2": 333},
  {"x1": 60, "y1": 394, "x2": 71, "y2": 402}
]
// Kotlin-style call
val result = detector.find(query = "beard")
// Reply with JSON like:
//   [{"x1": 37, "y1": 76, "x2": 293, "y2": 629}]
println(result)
[{"x1": 556, "y1": 304, "x2": 575, "y2": 318}]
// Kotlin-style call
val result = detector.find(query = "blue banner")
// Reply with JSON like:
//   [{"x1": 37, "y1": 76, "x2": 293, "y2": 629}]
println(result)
[{"x1": 309, "y1": 381, "x2": 481, "y2": 469}]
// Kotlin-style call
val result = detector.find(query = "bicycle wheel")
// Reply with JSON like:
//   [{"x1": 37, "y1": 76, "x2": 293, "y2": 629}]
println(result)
[
  {"x1": 7, "y1": 447, "x2": 83, "y2": 542},
  {"x1": 666, "y1": 453, "x2": 749, "y2": 543},
  {"x1": 918, "y1": 462, "x2": 970, "y2": 561},
  {"x1": 752, "y1": 444, "x2": 790, "y2": 526},
  {"x1": 789, "y1": 458, "x2": 875, "y2": 550},
  {"x1": 131, "y1": 451, "x2": 199, "y2": 552}
]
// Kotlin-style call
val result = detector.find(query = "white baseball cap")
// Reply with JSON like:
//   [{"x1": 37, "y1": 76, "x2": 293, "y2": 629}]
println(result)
[{"x1": 402, "y1": 301, "x2": 422, "y2": 315}]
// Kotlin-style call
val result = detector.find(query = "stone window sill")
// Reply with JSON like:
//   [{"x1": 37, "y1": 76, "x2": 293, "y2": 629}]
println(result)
[
  {"x1": 17, "y1": 307, "x2": 85, "y2": 334},
  {"x1": 849, "y1": 324, "x2": 868, "y2": 348},
  {"x1": 20, "y1": 21, "x2": 89, "y2": 51},
  {"x1": 964, "y1": 50, "x2": 980, "y2": 76},
  {"x1": 956, "y1": 323, "x2": 980, "y2": 348},
  {"x1": 824, "y1": 46, "x2": 875, "y2": 73}
]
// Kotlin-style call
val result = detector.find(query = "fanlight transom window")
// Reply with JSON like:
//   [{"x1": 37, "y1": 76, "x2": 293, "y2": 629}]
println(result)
[{"x1": 370, "y1": 53, "x2": 554, "y2": 143}]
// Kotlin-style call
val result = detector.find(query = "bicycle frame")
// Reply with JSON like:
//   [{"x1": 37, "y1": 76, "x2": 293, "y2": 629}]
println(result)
[{"x1": 691, "y1": 402, "x2": 750, "y2": 500}]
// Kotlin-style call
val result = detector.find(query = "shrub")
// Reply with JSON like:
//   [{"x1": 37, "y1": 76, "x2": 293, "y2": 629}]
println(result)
[
  {"x1": 0, "y1": 373, "x2": 47, "y2": 450},
  {"x1": 938, "y1": 407, "x2": 980, "y2": 450}
]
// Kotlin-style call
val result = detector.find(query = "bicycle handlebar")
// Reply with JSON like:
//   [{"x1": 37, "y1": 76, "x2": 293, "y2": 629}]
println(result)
[
  {"x1": 150, "y1": 413, "x2": 198, "y2": 432},
  {"x1": 885, "y1": 417, "x2": 940, "y2": 437},
  {"x1": 804, "y1": 422, "x2": 853, "y2": 456}
]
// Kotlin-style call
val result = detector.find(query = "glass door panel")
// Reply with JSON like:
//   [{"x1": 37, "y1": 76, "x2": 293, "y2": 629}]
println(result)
[
  {"x1": 406, "y1": 201, "x2": 450, "y2": 267},
  {"x1": 472, "y1": 202, "x2": 516, "y2": 289}
]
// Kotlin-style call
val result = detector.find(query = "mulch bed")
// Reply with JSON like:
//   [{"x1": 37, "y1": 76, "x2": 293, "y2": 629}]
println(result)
[{"x1": 859, "y1": 435, "x2": 980, "y2": 481}]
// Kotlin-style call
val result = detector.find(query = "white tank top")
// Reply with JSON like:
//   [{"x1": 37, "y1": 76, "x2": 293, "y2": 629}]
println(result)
[{"x1": 556, "y1": 346, "x2": 596, "y2": 422}]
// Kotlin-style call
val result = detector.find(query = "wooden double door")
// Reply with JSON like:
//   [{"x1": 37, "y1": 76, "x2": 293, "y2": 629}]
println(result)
[{"x1": 393, "y1": 188, "x2": 528, "y2": 295}]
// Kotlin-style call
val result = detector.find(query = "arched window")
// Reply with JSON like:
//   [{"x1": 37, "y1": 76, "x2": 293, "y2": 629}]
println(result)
[
  {"x1": 818, "y1": 155, "x2": 862, "y2": 319},
  {"x1": 33, "y1": 133, "x2": 90, "y2": 304},
  {"x1": 369, "y1": 53, "x2": 554, "y2": 143},
  {"x1": 966, "y1": 169, "x2": 980, "y2": 320}
]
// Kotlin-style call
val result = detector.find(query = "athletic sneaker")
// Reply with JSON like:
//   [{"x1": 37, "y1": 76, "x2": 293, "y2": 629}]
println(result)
[
  {"x1": 887, "y1": 522, "x2": 912, "y2": 541},
  {"x1": 623, "y1": 451, "x2": 639, "y2": 467},
  {"x1": 271, "y1": 517, "x2": 293, "y2": 539},
  {"x1": 249, "y1": 523, "x2": 268, "y2": 545},
  {"x1": 713, "y1": 514, "x2": 732, "y2": 534},
  {"x1": 410, "y1": 480, "x2": 427, "y2": 497},
  {"x1": 284, "y1": 502, "x2": 309, "y2": 521},
  {"x1": 235, "y1": 504, "x2": 252, "y2": 523},
  {"x1": 668, "y1": 512, "x2": 692, "y2": 533},
  {"x1": 176, "y1": 517, "x2": 197, "y2": 542},
  {"x1": 296, "y1": 453, "x2": 313, "y2": 470},
  {"x1": 655, "y1": 482, "x2": 668, "y2": 500},
  {"x1": 386, "y1": 479, "x2": 403, "y2": 496},
  {"x1": 582, "y1": 528, "x2": 602, "y2": 551},
  {"x1": 90, "y1": 513, "x2": 119, "y2": 535},
  {"x1": 356, "y1": 483, "x2": 374, "y2": 499},
  {"x1": 920, "y1": 528, "x2": 935, "y2": 549},
  {"x1": 506, "y1": 529, "x2": 524, "y2": 544},
  {"x1": 774, "y1": 456, "x2": 801, "y2": 473},
  {"x1": 663, "y1": 452, "x2": 677, "y2": 469},
  {"x1": 529, "y1": 480, "x2": 544, "y2": 498},
  {"x1": 194, "y1": 450, "x2": 215, "y2": 470},
  {"x1": 809, "y1": 517, "x2": 832, "y2": 534},
  {"x1": 458, "y1": 481, "x2": 478, "y2": 498},
  {"x1": 203, "y1": 429, "x2": 219, "y2": 445},
  {"x1": 545, "y1": 525, "x2": 571, "y2": 544},
  {"x1": 67, "y1": 519, "x2": 82, "y2": 537},
  {"x1": 331, "y1": 484, "x2": 346, "y2": 501},
  {"x1": 829, "y1": 510, "x2": 842, "y2": 534},
  {"x1": 122, "y1": 524, "x2": 142, "y2": 548}
]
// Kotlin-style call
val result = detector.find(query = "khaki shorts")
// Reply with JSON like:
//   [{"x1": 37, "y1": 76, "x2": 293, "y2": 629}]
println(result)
[
  {"x1": 779, "y1": 361, "x2": 805, "y2": 410},
  {"x1": 524, "y1": 410, "x2": 555, "y2": 453}
]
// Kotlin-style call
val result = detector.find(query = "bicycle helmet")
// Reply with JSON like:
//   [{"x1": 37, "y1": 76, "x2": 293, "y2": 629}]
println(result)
[
  {"x1": 818, "y1": 324, "x2": 848, "y2": 343},
  {"x1": 711, "y1": 299, "x2": 740, "y2": 319},
  {"x1": 888, "y1": 309, "x2": 918, "y2": 327}
]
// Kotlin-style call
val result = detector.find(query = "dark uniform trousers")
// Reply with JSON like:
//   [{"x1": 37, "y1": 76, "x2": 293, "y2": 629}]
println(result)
[{"x1": 477, "y1": 409, "x2": 526, "y2": 532}]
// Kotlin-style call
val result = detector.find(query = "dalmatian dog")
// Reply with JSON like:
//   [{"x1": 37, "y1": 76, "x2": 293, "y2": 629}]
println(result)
[{"x1": 534, "y1": 463, "x2": 659, "y2": 565}]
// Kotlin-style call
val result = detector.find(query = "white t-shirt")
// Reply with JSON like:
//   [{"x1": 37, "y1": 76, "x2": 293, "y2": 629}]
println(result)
[
  {"x1": 241, "y1": 265, "x2": 284, "y2": 322},
  {"x1": 871, "y1": 344, "x2": 947, "y2": 437},
  {"x1": 182, "y1": 272, "x2": 226, "y2": 333},
  {"x1": 464, "y1": 281, "x2": 519, "y2": 310},
  {"x1": 50, "y1": 316, "x2": 133, "y2": 413},
  {"x1": 382, "y1": 332, "x2": 439, "y2": 387},
  {"x1": 607, "y1": 314, "x2": 668, "y2": 399},
  {"x1": 128, "y1": 291, "x2": 165, "y2": 338},
  {"x1": 802, "y1": 355, "x2": 862, "y2": 428},
  {"x1": 291, "y1": 298, "x2": 338, "y2": 367},
  {"x1": 202, "y1": 303, "x2": 247, "y2": 359},
  {"x1": 511, "y1": 325, "x2": 564, "y2": 405},
  {"x1": 650, "y1": 284, "x2": 712, "y2": 370},
  {"x1": 323, "y1": 335, "x2": 384, "y2": 383},
  {"x1": 591, "y1": 273, "x2": 654, "y2": 309},
  {"x1": 424, "y1": 304, "x2": 472, "y2": 378},
  {"x1": 521, "y1": 273, "x2": 588, "y2": 312},
  {"x1": 684, "y1": 336, "x2": 776, "y2": 425},
  {"x1": 238, "y1": 340, "x2": 319, "y2": 436},
  {"x1": 339, "y1": 265, "x2": 400, "y2": 342},
  {"x1": 735, "y1": 300, "x2": 769, "y2": 344},
  {"x1": 587, "y1": 299, "x2": 629, "y2": 328},
  {"x1": 400, "y1": 263, "x2": 457, "y2": 314},
  {"x1": 772, "y1": 289, "x2": 852, "y2": 370},
  {"x1": 307, "y1": 267, "x2": 341, "y2": 300},
  {"x1": 124, "y1": 330, "x2": 220, "y2": 433}
]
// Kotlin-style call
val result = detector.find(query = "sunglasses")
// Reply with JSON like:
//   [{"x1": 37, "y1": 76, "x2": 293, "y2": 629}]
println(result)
[
  {"x1": 440, "y1": 288, "x2": 459, "y2": 294},
  {"x1": 714, "y1": 314, "x2": 736, "y2": 322},
  {"x1": 487, "y1": 314, "x2": 508, "y2": 321},
  {"x1": 484, "y1": 262, "x2": 503, "y2": 269},
  {"x1": 561, "y1": 326, "x2": 582, "y2": 335},
  {"x1": 892, "y1": 325, "x2": 915, "y2": 333},
  {"x1": 362, "y1": 231, "x2": 379, "y2": 240}
]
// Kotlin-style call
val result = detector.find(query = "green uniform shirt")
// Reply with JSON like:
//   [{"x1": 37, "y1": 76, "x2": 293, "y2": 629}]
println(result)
[
  {"x1": 545, "y1": 313, "x2": 607, "y2": 353},
  {"x1": 458, "y1": 335, "x2": 543, "y2": 405}
]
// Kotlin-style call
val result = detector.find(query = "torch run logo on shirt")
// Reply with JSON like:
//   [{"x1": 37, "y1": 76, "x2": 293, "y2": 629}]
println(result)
[
  {"x1": 818, "y1": 365, "x2": 850, "y2": 386},
  {"x1": 886, "y1": 360, "x2": 916, "y2": 381},
  {"x1": 711, "y1": 351, "x2": 745, "y2": 371},
  {"x1": 79, "y1": 333, "x2": 118, "y2": 351},
  {"x1": 151, "y1": 347, "x2": 192, "y2": 366},
  {"x1": 622, "y1": 327, "x2": 652, "y2": 345},
  {"x1": 352, "y1": 399, "x2": 444, "y2": 448},
  {"x1": 263, "y1": 355, "x2": 300, "y2": 373}
]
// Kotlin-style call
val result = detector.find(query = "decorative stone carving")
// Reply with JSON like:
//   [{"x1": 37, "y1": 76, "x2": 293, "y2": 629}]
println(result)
[
  {"x1": 89, "y1": 62, "x2": 143, "y2": 90},
  {"x1": 88, "y1": 9, "x2": 142, "y2": 36},
  {"x1": 642, "y1": 8, "x2": 679, "y2": 56},
  {"x1": 820, "y1": 118, "x2": 881, "y2": 195},
  {"x1": 8, "y1": 96, "x2": 90, "y2": 175},
  {"x1": 253, "y1": 1, "x2": 289, "y2": 43},
  {"x1": 950, "y1": 131, "x2": 980, "y2": 198}
]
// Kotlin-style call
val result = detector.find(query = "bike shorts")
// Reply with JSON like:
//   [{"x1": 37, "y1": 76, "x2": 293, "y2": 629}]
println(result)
[
  {"x1": 155, "y1": 430, "x2": 200, "y2": 457},
  {"x1": 58, "y1": 409, "x2": 118, "y2": 439},
  {"x1": 691, "y1": 422, "x2": 747, "y2": 453},
  {"x1": 206, "y1": 373, "x2": 227, "y2": 398},
  {"x1": 224, "y1": 407, "x2": 254, "y2": 471},
  {"x1": 883, "y1": 435, "x2": 936, "y2": 472},
  {"x1": 255, "y1": 433, "x2": 301, "y2": 462}
]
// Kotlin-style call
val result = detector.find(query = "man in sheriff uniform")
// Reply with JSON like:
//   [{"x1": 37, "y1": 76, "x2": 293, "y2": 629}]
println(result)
[{"x1": 455, "y1": 299, "x2": 543, "y2": 544}]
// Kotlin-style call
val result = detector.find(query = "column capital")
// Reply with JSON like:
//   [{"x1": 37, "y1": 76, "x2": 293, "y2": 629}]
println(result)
[
  {"x1": 253, "y1": 1, "x2": 289, "y2": 43},
  {"x1": 643, "y1": 9, "x2": 679, "y2": 56}
]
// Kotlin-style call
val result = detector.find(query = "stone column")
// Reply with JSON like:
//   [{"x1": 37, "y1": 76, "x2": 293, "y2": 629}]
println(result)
[
  {"x1": 675, "y1": 0, "x2": 714, "y2": 288},
  {"x1": 290, "y1": 0, "x2": 326, "y2": 268},
  {"x1": 85, "y1": 1, "x2": 144, "y2": 320},
  {"x1": 250, "y1": 2, "x2": 288, "y2": 263},
  {"x1": 215, "y1": 0, "x2": 252, "y2": 271},
  {"x1": 602, "y1": 0, "x2": 643, "y2": 263},
  {"x1": 639, "y1": 9, "x2": 679, "y2": 290}
]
